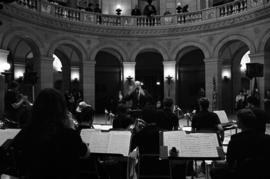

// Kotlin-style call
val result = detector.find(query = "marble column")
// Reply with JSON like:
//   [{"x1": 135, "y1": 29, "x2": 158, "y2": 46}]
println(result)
[
  {"x1": 204, "y1": 58, "x2": 222, "y2": 110},
  {"x1": 0, "y1": 49, "x2": 10, "y2": 115},
  {"x1": 82, "y1": 61, "x2": 95, "y2": 108}
]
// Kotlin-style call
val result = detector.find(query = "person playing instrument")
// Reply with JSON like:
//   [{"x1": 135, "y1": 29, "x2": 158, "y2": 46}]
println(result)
[
  {"x1": 124, "y1": 81, "x2": 152, "y2": 109},
  {"x1": 4, "y1": 81, "x2": 32, "y2": 127}
]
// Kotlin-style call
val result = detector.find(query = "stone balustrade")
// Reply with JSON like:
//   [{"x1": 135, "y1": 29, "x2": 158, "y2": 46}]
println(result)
[{"x1": 13, "y1": 0, "x2": 269, "y2": 27}]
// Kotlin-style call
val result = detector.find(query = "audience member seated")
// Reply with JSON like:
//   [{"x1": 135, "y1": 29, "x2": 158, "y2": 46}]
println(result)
[
  {"x1": 246, "y1": 95, "x2": 269, "y2": 133},
  {"x1": 192, "y1": 97, "x2": 224, "y2": 141},
  {"x1": 211, "y1": 109, "x2": 270, "y2": 179},
  {"x1": 75, "y1": 101, "x2": 94, "y2": 130},
  {"x1": 10, "y1": 88, "x2": 89, "y2": 178},
  {"x1": 158, "y1": 98, "x2": 179, "y2": 130},
  {"x1": 112, "y1": 104, "x2": 133, "y2": 129},
  {"x1": 4, "y1": 81, "x2": 32, "y2": 128}
]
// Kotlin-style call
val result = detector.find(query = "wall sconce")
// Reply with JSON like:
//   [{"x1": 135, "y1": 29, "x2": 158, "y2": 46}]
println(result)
[
  {"x1": 116, "y1": 5, "x2": 122, "y2": 15},
  {"x1": 176, "y1": 2, "x2": 182, "y2": 13},
  {"x1": 166, "y1": 75, "x2": 173, "y2": 85},
  {"x1": 222, "y1": 69, "x2": 231, "y2": 81}
]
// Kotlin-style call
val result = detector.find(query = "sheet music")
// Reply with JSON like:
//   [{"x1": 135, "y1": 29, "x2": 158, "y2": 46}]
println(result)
[
  {"x1": 163, "y1": 131, "x2": 186, "y2": 154},
  {"x1": 93, "y1": 124, "x2": 112, "y2": 130},
  {"x1": 214, "y1": 110, "x2": 229, "y2": 124},
  {"x1": 179, "y1": 133, "x2": 219, "y2": 158},
  {"x1": 80, "y1": 129, "x2": 131, "y2": 156},
  {"x1": 80, "y1": 129, "x2": 109, "y2": 153},
  {"x1": 0, "y1": 129, "x2": 21, "y2": 146},
  {"x1": 108, "y1": 131, "x2": 131, "y2": 156}
]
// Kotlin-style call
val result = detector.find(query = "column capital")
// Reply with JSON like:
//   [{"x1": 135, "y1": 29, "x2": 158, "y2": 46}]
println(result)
[
  {"x1": 204, "y1": 57, "x2": 223, "y2": 63},
  {"x1": 163, "y1": 60, "x2": 176, "y2": 66},
  {"x1": 123, "y1": 61, "x2": 136, "y2": 66},
  {"x1": 0, "y1": 49, "x2": 9, "y2": 55},
  {"x1": 40, "y1": 55, "x2": 54, "y2": 61},
  {"x1": 249, "y1": 52, "x2": 265, "y2": 59},
  {"x1": 83, "y1": 60, "x2": 96, "y2": 66}
]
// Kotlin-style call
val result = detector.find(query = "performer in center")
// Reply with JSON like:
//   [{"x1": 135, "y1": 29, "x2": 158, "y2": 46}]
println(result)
[{"x1": 124, "y1": 81, "x2": 152, "y2": 109}]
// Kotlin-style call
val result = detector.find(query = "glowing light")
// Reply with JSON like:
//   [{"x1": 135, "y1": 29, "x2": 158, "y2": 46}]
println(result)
[
  {"x1": 71, "y1": 67, "x2": 80, "y2": 81},
  {"x1": 123, "y1": 63, "x2": 135, "y2": 81},
  {"x1": 164, "y1": 61, "x2": 175, "y2": 81},
  {"x1": 222, "y1": 68, "x2": 231, "y2": 79},
  {"x1": 14, "y1": 64, "x2": 25, "y2": 79},
  {"x1": 156, "y1": 81, "x2": 160, "y2": 85},
  {"x1": 240, "y1": 51, "x2": 250, "y2": 72},
  {"x1": 116, "y1": 4, "x2": 121, "y2": 10},
  {"x1": 0, "y1": 49, "x2": 10, "y2": 73},
  {"x1": 53, "y1": 54, "x2": 62, "y2": 72}
]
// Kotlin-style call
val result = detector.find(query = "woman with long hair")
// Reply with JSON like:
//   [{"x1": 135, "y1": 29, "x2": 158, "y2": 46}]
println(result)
[{"x1": 12, "y1": 88, "x2": 89, "y2": 179}]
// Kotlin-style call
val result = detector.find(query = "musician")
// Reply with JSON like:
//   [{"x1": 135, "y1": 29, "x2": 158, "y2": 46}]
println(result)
[
  {"x1": 4, "y1": 81, "x2": 32, "y2": 127},
  {"x1": 124, "y1": 81, "x2": 152, "y2": 109}
]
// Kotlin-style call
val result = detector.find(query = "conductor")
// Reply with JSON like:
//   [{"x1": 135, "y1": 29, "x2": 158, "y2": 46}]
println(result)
[{"x1": 124, "y1": 81, "x2": 151, "y2": 109}]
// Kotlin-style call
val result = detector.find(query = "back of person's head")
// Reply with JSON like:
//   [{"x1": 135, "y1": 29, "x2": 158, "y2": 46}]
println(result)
[
  {"x1": 246, "y1": 95, "x2": 259, "y2": 107},
  {"x1": 8, "y1": 81, "x2": 19, "y2": 90},
  {"x1": 31, "y1": 88, "x2": 67, "y2": 128},
  {"x1": 142, "y1": 105, "x2": 157, "y2": 124},
  {"x1": 163, "y1": 98, "x2": 173, "y2": 109},
  {"x1": 199, "y1": 97, "x2": 209, "y2": 110},
  {"x1": 237, "y1": 108, "x2": 256, "y2": 130}
]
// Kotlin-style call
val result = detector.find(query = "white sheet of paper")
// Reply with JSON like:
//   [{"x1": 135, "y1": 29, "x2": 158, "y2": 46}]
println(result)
[
  {"x1": 0, "y1": 129, "x2": 21, "y2": 146},
  {"x1": 214, "y1": 110, "x2": 229, "y2": 124},
  {"x1": 163, "y1": 131, "x2": 186, "y2": 155},
  {"x1": 179, "y1": 133, "x2": 219, "y2": 158},
  {"x1": 80, "y1": 129, "x2": 109, "y2": 153},
  {"x1": 80, "y1": 129, "x2": 131, "y2": 156},
  {"x1": 107, "y1": 131, "x2": 132, "y2": 156}
]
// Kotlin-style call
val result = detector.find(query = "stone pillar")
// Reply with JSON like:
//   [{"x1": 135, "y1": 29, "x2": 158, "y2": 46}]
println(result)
[
  {"x1": 0, "y1": 49, "x2": 10, "y2": 115},
  {"x1": 0, "y1": 76, "x2": 5, "y2": 116},
  {"x1": 249, "y1": 52, "x2": 265, "y2": 108},
  {"x1": 163, "y1": 61, "x2": 176, "y2": 102},
  {"x1": 204, "y1": 58, "x2": 222, "y2": 111},
  {"x1": 38, "y1": 56, "x2": 54, "y2": 92},
  {"x1": 123, "y1": 62, "x2": 136, "y2": 95},
  {"x1": 82, "y1": 61, "x2": 95, "y2": 108}
]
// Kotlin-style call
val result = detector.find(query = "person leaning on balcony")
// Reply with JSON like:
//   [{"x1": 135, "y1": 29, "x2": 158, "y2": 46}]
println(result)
[{"x1": 131, "y1": 5, "x2": 141, "y2": 16}]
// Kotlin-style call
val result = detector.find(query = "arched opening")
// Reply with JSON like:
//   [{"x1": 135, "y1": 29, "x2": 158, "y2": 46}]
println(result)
[
  {"x1": 135, "y1": 51, "x2": 164, "y2": 103},
  {"x1": 7, "y1": 37, "x2": 40, "y2": 101},
  {"x1": 176, "y1": 48, "x2": 205, "y2": 112},
  {"x1": 219, "y1": 40, "x2": 250, "y2": 113},
  {"x1": 52, "y1": 44, "x2": 82, "y2": 95},
  {"x1": 95, "y1": 50, "x2": 122, "y2": 114}
]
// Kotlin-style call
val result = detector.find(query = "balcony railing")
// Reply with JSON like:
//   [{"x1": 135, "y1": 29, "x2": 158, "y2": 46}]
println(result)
[{"x1": 14, "y1": 0, "x2": 270, "y2": 27}]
